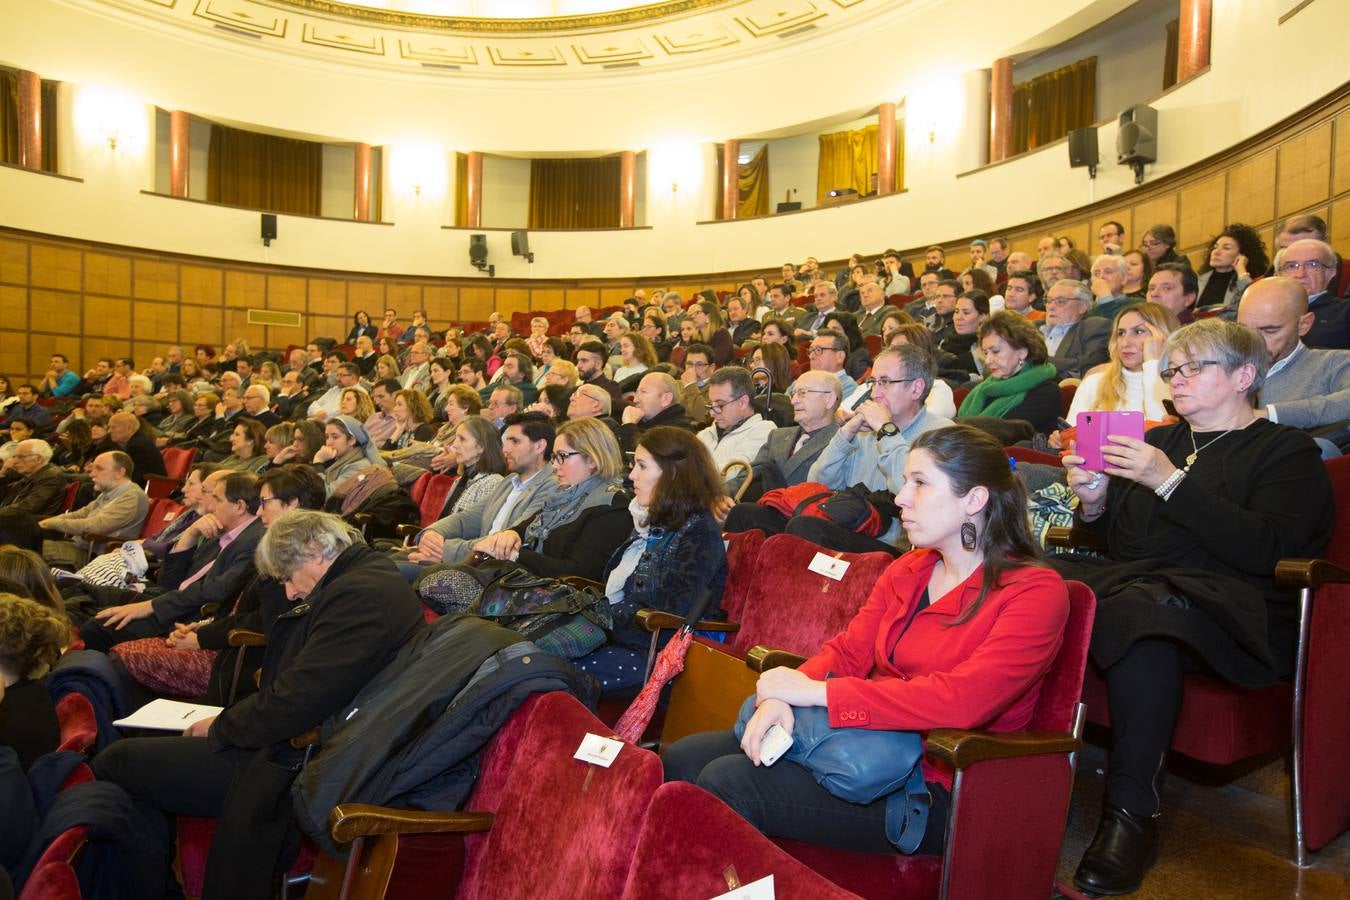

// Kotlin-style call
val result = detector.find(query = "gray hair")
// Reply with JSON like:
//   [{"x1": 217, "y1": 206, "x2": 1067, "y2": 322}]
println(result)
[
  {"x1": 1091, "y1": 254, "x2": 1127, "y2": 278},
  {"x1": 574, "y1": 384, "x2": 612, "y2": 415},
  {"x1": 876, "y1": 344, "x2": 936, "y2": 403},
  {"x1": 246, "y1": 384, "x2": 272, "y2": 404},
  {"x1": 708, "y1": 365, "x2": 753, "y2": 400},
  {"x1": 814, "y1": 280, "x2": 838, "y2": 298},
  {"x1": 1160, "y1": 318, "x2": 1268, "y2": 400},
  {"x1": 794, "y1": 370, "x2": 843, "y2": 408},
  {"x1": 254, "y1": 510, "x2": 359, "y2": 581},
  {"x1": 1273, "y1": 238, "x2": 1337, "y2": 271},
  {"x1": 17, "y1": 439, "x2": 52, "y2": 464},
  {"x1": 128, "y1": 374, "x2": 153, "y2": 393},
  {"x1": 1050, "y1": 279, "x2": 1093, "y2": 305}
]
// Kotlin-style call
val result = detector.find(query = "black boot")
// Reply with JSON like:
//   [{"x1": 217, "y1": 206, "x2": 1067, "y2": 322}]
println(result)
[{"x1": 1073, "y1": 805, "x2": 1159, "y2": 896}]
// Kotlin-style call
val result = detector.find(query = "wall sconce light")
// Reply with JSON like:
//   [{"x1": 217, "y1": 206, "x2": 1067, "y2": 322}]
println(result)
[{"x1": 74, "y1": 85, "x2": 147, "y2": 157}]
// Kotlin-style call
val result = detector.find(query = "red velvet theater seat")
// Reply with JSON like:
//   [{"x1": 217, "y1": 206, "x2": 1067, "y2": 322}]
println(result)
[{"x1": 18, "y1": 825, "x2": 88, "y2": 900}]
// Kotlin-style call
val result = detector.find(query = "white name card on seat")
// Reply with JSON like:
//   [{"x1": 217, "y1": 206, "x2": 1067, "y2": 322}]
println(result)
[
  {"x1": 807, "y1": 552, "x2": 849, "y2": 581},
  {"x1": 573, "y1": 732, "x2": 623, "y2": 768},
  {"x1": 713, "y1": 875, "x2": 775, "y2": 899}
]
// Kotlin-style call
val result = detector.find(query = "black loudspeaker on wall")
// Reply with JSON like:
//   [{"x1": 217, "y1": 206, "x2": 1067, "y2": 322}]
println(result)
[
  {"x1": 260, "y1": 213, "x2": 277, "y2": 246},
  {"x1": 1067, "y1": 128, "x2": 1098, "y2": 174},
  {"x1": 511, "y1": 230, "x2": 529, "y2": 257},
  {"x1": 469, "y1": 234, "x2": 488, "y2": 265}
]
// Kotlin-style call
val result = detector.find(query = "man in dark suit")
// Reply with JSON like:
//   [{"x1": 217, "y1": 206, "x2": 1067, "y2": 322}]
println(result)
[
  {"x1": 726, "y1": 295, "x2": 761, "y2": 346},
  {"x1": 242, "y1": 385, "x2": 282, "y2": 428},
  {"x1": 1042, "y1": 279, "x2": 1110, "y2": 379},
  {"x1": 272, "y1": 369, "x2": 311, "y2": 421},
  {"x1": 575, "y1": 341, "x2": 623, "y2": 408},
  {"x1": 0, "y1": 439, "x2": 68, "y2": 517},
  {"x1": 618, "y1": 372, "x2": 696, "y2": 453},
  {"x1": 750, "y1": 369, "x2": 842, "y2": 493},
  {"x1": 80, "y1": 470, "x2": 265, "y2": 652},
  {"x1": 107, "y1": 412, "x2": 167, "y2": 486}
]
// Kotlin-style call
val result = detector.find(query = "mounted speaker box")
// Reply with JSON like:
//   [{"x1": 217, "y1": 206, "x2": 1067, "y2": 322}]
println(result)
[
  {"x1": 511, "y1": 230, "x2": 530, "y2": 257},
  {"x1": 260, "y1": 213, "x2": 277, "y2": 245},
  {"x1": 469, "y1": 234, "x2": 488, "y2": 266},
  {"x1": 1067, "y1": 128, "x2": 1098, "y2": 168}
]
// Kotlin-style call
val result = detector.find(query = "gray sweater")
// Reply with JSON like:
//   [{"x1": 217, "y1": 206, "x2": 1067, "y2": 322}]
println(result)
[{"x1": 1260, "y1": 343, "x2": 1350, "y2": 430}]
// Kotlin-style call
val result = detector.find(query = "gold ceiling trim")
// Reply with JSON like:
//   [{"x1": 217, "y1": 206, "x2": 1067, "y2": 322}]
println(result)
[{"x1": 271, "y1": 0, "x2": 738, "y2": 33}]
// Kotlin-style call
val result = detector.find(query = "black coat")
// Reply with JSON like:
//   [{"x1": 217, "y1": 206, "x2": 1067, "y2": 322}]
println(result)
[
  {"x1": 0, "y1": 464, "x2": 68, "y2": 517},
  {"x1": 510, "y1": 490, "x2": 632, "y2": 582},
  {"x1": 618, "y1": 403, "x2": 696, "y2": 453},
  {"x1": 118, "y1": 432, "x2": 166, "y2": 486},
  {"x1": 0, "y1": 679, "x2": 59, "y2": 771}
]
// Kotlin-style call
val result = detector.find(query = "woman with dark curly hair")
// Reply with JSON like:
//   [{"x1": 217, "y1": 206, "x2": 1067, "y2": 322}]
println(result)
[
  {"x1": 0, "y1": 594, "x2": 68, "y2": 769},
  {"x1": 1197, "y1": 223, "x2": 1268, "y2": 309}
]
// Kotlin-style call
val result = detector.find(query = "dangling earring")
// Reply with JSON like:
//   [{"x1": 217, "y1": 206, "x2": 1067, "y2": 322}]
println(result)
[{"x1": 961, "y1": 520, "x2": 978, "y2": 551}]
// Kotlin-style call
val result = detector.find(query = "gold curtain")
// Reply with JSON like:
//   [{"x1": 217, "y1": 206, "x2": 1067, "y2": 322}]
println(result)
[
  {"x1": 737, "y1": 144, "x2": 769, "y2": 218},
  {"x1": 817, "y1": 124, "x2": 893, "y2": 206},
  {"x1": 453, "y1": 152, "x2": 469, "y2": 227},
  {"x1": 528, "y1": 157, "x2": 621, "y2": 229},
  {"x1": 206, "y1": 123, "x2": 323, "y2": 216},
  {"x1": 1010, "y1": 57, "x2": 1097, "y2": 156},
  {"x1": 0, "y1": 72, "x2": 58, "y2": 172},
  {"x1": 894, "y1": 116, "x2": 906, "y2": 191}
]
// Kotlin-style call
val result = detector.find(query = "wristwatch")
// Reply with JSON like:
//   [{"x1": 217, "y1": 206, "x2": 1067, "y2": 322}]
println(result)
[{"x1": 877, "y1": 422, "x2": 899, "y2": 438}]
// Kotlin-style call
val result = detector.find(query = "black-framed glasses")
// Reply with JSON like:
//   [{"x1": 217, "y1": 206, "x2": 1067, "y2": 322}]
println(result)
[
  {"x1": 550, "y1": 450, "x2": 585, "y2": 464},
  {"x1": 1159, "y1": 359, "x2": 1221, "y2": 382},
  {"x1": 708, "y1": 398, "x2": 745, "y2": 414},
  {"x1": 868, "y1": 376, "x2": 918, "y2": 388}
]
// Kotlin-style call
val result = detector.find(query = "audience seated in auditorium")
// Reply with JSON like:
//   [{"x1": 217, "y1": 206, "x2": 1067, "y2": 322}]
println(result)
[
  {"x1": 0, "y1": 439, "x2": 68, "y2": 518},
  {"x1": 799, "y1": 329, "x2": 862, "y2": 407},
  {"x1": 40, "y1": 451, "x2": 147, "y2": 567},
  {"x1": 1054, "y1": 318, "x2": 1333, "y2": 895},
  {"x1": 619, "y1": 372, "x2": 695, "y2": 453},
  {"x1": 1063, "y1": 302, "x2": 1179, "y2": 427},
  {"x1": 697, "y1": 367, "x2": 776, "y2": 494},
  {"x1": 1141, "y1": 224, "x2": 1189, "y2": 269},
  {"x1": 1146, "y1": 261, "x2": 1199, "y2": 324},
  {"x1": 0, "y1": 594, "x2": 65, "y2": 776},
  {"x1": 1003, "y1": 269, "x2": 1045, "y2": 322},
  {"x1": 747, "y1": 368, "x2": 841, "y2": 495},
  {"x1": 1198, "y1": 223, "x2": 1267, "y2": 310},
  {"x1": 1, "y1": 385, "x2": 51, "y2": 432},
  {"x1": 796, "y1": 281, "x2": 840, "y2": 340},
  {"x1": 666, "y1": 425, "x2": 1068, "y2": 859},
  {"x1": 1086, "y1": 254, "x2": 1140, "y2": 322},
  {"x1": 939, "y1": 290, "x2": 989, "y2": 382},
  {"x1": 1043, "y1": 279, "x2": 1111, "y2": 378},
  {"x1": 1279, "y1": 239, "x2": 1350, "y2": 349}
]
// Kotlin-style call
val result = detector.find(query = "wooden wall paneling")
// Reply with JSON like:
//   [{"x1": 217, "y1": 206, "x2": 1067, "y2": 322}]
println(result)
[
  {"x1": 268, "y1": 319, "x2": 311, "y2": 351},
  {"x1": 1330, "y1": 196, "x2": 1350, "y2": 255},
  {"x1": 1178, "y1": 173, "x2": 1227, "y2": 251},
  {"x1": 599, "y1": 286, "x2": 632, "y2": 304},
  {"x1": 190, "y1": 308, "x2": 224, "y2": 350},
  {"x1": 565, "y1": 288, "x2": 600, "y2": 311},
  {"x1": 267, "y1": 275, "x2": 307, "y2": 312},
  {"x1": 83, "y1": 296, "x2": 131, "y2": 338},
  {"x1": 224, "y1": 271, "x2": 264, "y2": 309},
  {"x1": 1277, "y1": 121, "x2": 1333, "y2": 218},
  {"x1": 422, "y1": 285, "x2": 457, "y2": 323},
  {"x1": 306, "y1": 314, "x2": 346, "y2": 344},
  {"x1": 386, "y1": 283, "x2": 423, "y2": 314},
  {"x1": 0, "y1": 334, "x2": 26, "y2": 383},
  {"x1": 30, "y1": 244, "x2": 82, "y2": 292},
  {"x1": 0, "y1": 238, "x2": 27, "y2": 285},
  {"x1": 307, "y1": 278, "x2": 346, "y2": 317},
  {"x1": 180, "y1": 265, "x2": 223, "y2": 306},
  {"x1": 459, "y1": 286, "x2": 496, "y2": 322},
  {"x1": 1131, "y1": 193, "x2": 1178, "y2": 236},
  {"x1": 945, "y1": 250, "x2": 971, "y2": 275},
  {"x1": 0, "y1": 285, "x2": 29, "y2": 331},
  {"x1": 84, "y1": 252, "x2": 131, "y2": 297},
  {"x1": 131, "y1": 258, "x2": 177, "y2": 301},
  {"x1": 135, "y1": 299, "x2": 180, "y2": 344},
  {"x1": 347, "y1": 281, "x2": 385, "y2": 316},
  {"x1": 31, "y1": 289, "x2": 77, "y2": 335},
  {"x1": 494, "y1": 287, "x2": 528, "y2": 315},
  {"x1": 79, "y1": 338, "x2": 131, "y2": 375},
  {"x1": 225, "y1": 308, "x2": 266, "y2": 350},
  {"x1": 530, "y1": 288, "x2": 565, "y2": 311},
  {"x1": 134, "y1": 341, "x2": 168, "y2": 369},
  {"x1": 1058, "y1": 222, "x2": 1091, "y2": 253},
  {"x1": 1333, "y1": 110, "x2": 1350, "y2": 198},
  {"x1": 1226, "y1": 151, "x2": 1277, "y2": 228}
]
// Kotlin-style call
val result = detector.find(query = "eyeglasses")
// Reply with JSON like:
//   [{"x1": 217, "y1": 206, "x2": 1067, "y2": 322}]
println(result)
[
  {"x1": 1140, "y1": 239, "x2": 1165, "y2": 249},
  {"x1": 808, "y1": 346, "x2": 843, "y2": 356},
  {"x1": 1278, "y1": 260, "x2": 1329, "y2": 274},
  {"x1": 550, "y1": 450, "x2": 585, "y2": 464},
  {"x1": 794, "y1": 389, "x2": 836, "y2": 397},
  {"x1": 707, "y1": 398, "x2": 745, "y2": 414},
  {"x1": 1159, "y1": 359, "x2": 1221, "y2": 382},
  {"x1": 868, "y1": 376, "x2": 918, "y2": 388}
]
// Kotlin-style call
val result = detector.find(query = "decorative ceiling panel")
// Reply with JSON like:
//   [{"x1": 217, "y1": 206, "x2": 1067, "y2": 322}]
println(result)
[{"x1": 95, "y1": 0, "x2": 894, "y2": 77}]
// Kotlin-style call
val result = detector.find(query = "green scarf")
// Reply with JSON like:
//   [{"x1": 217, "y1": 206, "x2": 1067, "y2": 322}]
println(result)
[{"x1": 959, "y1": 362, "x2": 1057, "y2": 419}]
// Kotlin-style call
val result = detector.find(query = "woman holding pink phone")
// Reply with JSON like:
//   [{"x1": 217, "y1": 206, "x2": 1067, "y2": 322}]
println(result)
[
  {"x1": 1055, "y1": 318, "x2": 1333, "y2": 896},
  {"x1": 1066, "y1": 302, "x2": 1179, "y2": 423}
]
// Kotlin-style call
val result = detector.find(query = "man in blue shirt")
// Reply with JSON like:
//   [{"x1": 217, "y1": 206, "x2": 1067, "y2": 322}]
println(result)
[{"x1": 38, "y1": 353, "x2": 80, "y2": 398}]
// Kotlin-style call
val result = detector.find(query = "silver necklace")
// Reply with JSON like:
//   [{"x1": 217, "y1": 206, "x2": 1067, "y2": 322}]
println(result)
[{"x1": 1185, "y1": 427, "x2": 1235, "y2": 468}]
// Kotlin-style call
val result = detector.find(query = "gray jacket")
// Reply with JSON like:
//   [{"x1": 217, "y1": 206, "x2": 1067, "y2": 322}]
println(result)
[
  {"x1": 752, "y1": 422, "x2": 840, "y2": 490},
  {"x1": 1260, "y1": 343, "x2": 1350, "y2": 429},
  {"x1": 424, "y1": 469, "x2": 559, "y2": 564},
  {"x1": 1046, "y1": 317, "x2": 1111, "y2": 379}
]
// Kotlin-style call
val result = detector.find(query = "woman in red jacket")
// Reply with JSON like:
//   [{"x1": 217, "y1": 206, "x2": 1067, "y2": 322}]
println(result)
[{"x1": 664, "y1": 424, "x2": 1069, "y2": 855}]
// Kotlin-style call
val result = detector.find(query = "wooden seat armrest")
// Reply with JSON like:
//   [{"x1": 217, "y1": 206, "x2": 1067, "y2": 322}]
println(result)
[
  {"x1": 635, "y1": 609, "x2": 740, "y2": 634},
  {"x1": 198, "y1": 602, "x2": 221, "y2": 618},
  {"x1": 226, "y1": 629, "x2": 266, "y2": 648},
  {"x1": 746, "y1": 646, "x2": 807, "y2": 673},
  {"x1": 350, "y1": 512, "x2": 372, "y2": 529},
  {"x1": 560, "y1": 575, "x2": 604, "y2": 592},
  {"x1": 81, "y1": 532, "x2": 126, "y2": 547},
  {"x1": 924, "y1": 729, "x2": 1081, "y2": 770},
  {"x1": 328, "y1": 803, "x2": 494, "y2": 844},
  {"x1": 394, "y1": 523, "x2": 421, "y2": 540},
  {"x1": 290, "y1": 728, "x2": 321, "y2": 750},
  {"x1": 1045, "y1": 525, "x2": 1107, "y2": 552},
  {"x1": 1273, "y1": 557, "x2": 1350, "y2": 590}
]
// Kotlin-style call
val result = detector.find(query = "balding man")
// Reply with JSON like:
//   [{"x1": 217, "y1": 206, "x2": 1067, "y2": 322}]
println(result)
[
  {"x1": 0, "y1": 439, "x2": 67, "y2": 516},
  {"x1": 242, "y1": 384, "x2": 280, "y2": 427},
  {"x1": 856, "y1": 283, "x2": 891, "y2": 337},
  {"x1": 107, "y1": 411, "x2": 167, "y2": 486},
  {"x1": 619, "y1": 372, "x2": 694, "y2": 453},
  {"x1": 753, "y1": 369, "x2": 841, "y2": 491},
  {"x1": 1238, "y1": 277, "x2": 1350, "y2": 439},
  {"x1": 1276, "y1": 239, "x2": 1350, "y2": 349},
  {"x1": 40, "y1": 450, "x2": 148, "y2": 566}
]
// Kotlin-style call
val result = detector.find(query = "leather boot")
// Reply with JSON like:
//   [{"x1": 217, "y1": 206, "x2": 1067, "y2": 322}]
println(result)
[{"x1": 1073, "y1": 805, "x2": 1159, "y2": 896}]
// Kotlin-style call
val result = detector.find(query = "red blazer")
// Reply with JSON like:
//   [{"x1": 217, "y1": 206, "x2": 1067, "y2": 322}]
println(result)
[{"x1": 799, "y1": 549, "x2": 1068, "y2": 780}]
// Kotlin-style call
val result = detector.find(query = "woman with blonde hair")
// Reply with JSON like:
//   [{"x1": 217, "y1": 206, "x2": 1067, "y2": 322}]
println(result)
[
  {"x1": 1066, "y1": 302, "x2": 1180, "y2": 423},
  {"x1": 339, "y1": 387, "x2": 376, "y2": 423},
  {"x1": 615, "y1": 333, "x2": 659, "y2": 383},
  {"x1": 374, "y1": 353, "x2": 401, "y2": 382},
  {"x1": 471, "y1": 415, "x2": 631, "y2": 582}
]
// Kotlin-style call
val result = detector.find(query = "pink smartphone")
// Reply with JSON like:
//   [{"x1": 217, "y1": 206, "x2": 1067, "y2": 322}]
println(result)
[{"x1": 1076, "y1": 411, "x2": 1145, "y2": 471}]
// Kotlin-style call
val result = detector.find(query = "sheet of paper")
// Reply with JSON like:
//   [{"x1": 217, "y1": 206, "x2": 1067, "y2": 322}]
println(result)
[
  {"x1": 712, "y1": 874, "x2": 774, "y2": 899},
  {"x1": 114, "y1": 698, "x2": 224, "y2": 731},
  {"x1": 573, "y1": 732, "x2": 623, "y2": 768},
  {"x1": 808, "y1": 552, "x2": 849, "y2": 581}
]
